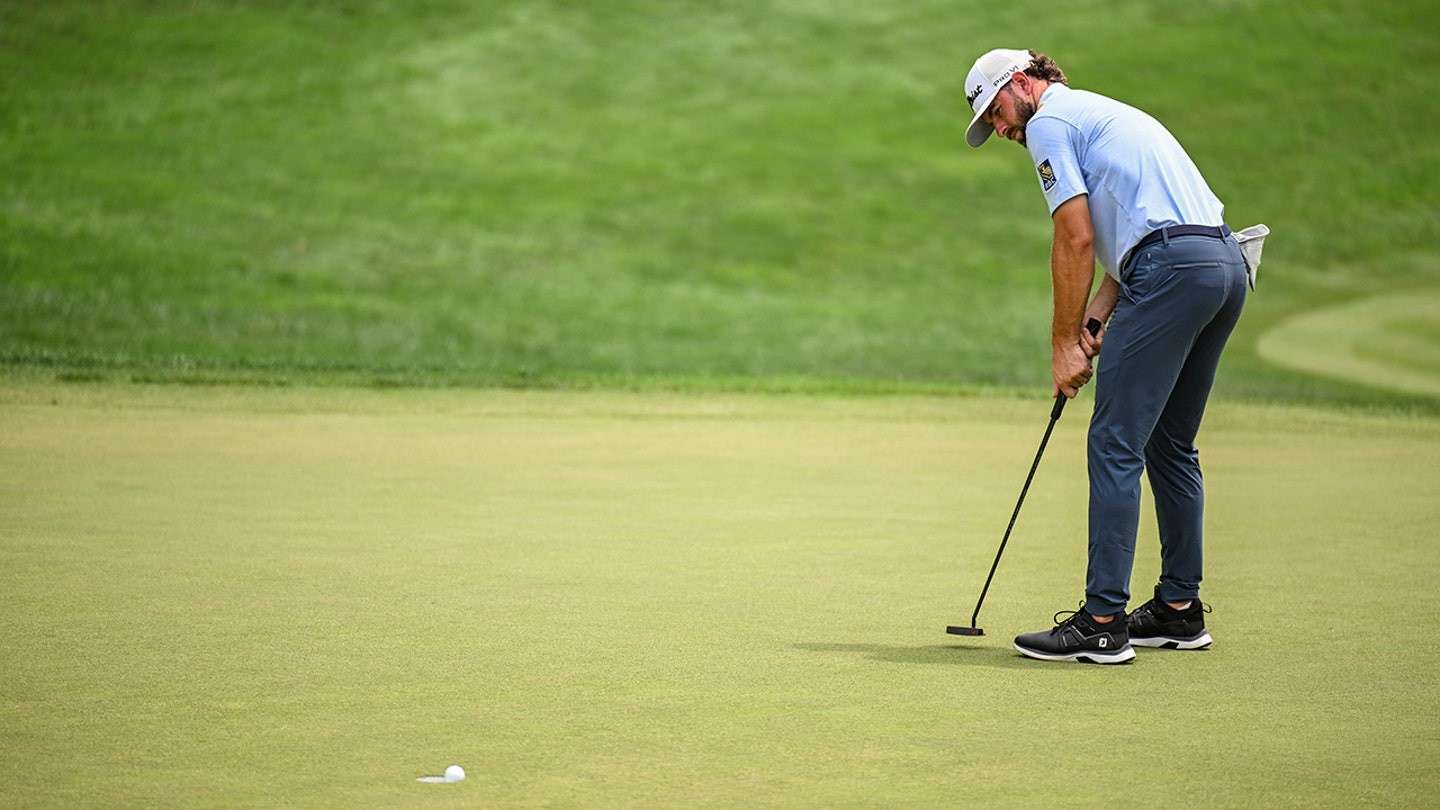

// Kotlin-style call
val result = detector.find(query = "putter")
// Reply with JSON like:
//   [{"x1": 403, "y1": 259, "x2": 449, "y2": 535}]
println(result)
[{"x1": 947, "y1": 318, "x2": 1102, "y2": 637}]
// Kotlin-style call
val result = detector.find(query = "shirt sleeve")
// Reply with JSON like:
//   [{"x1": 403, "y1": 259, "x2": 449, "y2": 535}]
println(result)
[{"x1": 1026, "y1": 116, "x2": 1088, "y2": 214}]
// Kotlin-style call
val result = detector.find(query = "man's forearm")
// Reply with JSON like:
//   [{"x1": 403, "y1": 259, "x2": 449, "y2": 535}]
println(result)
[
  {"x1": 1050, "y1": 197, "x2": 1097, "y2": 349},
  {"x1": 1086, "y1": 274, "x2": 1120, "y2": 325}
]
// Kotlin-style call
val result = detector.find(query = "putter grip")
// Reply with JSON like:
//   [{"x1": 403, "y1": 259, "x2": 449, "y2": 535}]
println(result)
[{"x1": 1051, "y1": 319, "x2": 1104, "y2": 420}]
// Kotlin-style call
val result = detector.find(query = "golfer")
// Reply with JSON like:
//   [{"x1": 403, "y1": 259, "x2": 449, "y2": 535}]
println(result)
[{"x1": 963, "y1": 49, "x2": 1248, "y2": 664}]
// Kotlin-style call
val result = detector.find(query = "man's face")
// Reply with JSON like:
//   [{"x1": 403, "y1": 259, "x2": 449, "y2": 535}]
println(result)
[{"x1": 983, "y1": 83, "x2": 1038, "y2": 147}]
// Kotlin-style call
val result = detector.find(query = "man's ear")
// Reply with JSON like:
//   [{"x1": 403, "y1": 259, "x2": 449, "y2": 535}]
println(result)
[{"x1": 1009, "y1": 71, "x2": 1034, "y2": 100}]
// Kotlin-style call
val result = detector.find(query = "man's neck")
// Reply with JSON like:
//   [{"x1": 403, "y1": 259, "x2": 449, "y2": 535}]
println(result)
[{"x1": 1027, "y1": 79, "x2": 1052, "y2": 105}]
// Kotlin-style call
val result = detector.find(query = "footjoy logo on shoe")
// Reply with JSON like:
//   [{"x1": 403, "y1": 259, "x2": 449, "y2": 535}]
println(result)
[{"x1": 1098, "y1": 637, "x2": 1109, "y2": 648}]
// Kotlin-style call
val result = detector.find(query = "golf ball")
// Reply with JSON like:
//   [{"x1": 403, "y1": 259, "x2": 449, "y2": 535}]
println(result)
[{"x1": 445, "y1": 765, "x2": 466, "y2": 783}]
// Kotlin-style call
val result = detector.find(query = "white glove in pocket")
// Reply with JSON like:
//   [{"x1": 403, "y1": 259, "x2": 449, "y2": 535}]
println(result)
[{"x1": 1234, "y1": 224, "x2": 1269, "y2": 290}]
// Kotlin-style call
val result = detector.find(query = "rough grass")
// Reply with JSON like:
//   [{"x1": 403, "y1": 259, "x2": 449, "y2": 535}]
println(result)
[{"x1": 2, "y1": 0, "x2": 1437, "y2": 409}]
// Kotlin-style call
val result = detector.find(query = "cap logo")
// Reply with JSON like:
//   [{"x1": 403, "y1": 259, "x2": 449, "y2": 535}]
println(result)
[
  {"x1": 965, "y1": 51, "x2": 1034, "y2": 147},
  {"x1": 968, "y1": 62, "x2": 1022, "y2": 113}
]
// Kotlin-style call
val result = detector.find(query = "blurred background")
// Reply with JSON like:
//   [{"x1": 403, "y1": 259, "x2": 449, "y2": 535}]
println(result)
[{"x1": 2, "y1": 0, "x2": 1437, "y2": 407}]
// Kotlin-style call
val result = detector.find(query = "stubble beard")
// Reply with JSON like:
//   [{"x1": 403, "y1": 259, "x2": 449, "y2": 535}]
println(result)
[{"x1": 1010, "y1": 95, "x2": 1038, "y2": 147}]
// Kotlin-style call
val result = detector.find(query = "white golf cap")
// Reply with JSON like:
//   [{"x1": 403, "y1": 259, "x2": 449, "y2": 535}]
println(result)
[{"x1": 964, "y1": 48, "x2": 1033, "y2": 147}]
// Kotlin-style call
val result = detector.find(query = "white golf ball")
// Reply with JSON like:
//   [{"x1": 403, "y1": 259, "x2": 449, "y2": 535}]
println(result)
[{"x1": 445, "y1": 765, "x2": 466, "y2": 783}]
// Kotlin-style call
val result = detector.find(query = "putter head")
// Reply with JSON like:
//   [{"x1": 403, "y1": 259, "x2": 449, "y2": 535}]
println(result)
[{"x1": 946, "y1": 626, "x2": 984, "y2": 637}]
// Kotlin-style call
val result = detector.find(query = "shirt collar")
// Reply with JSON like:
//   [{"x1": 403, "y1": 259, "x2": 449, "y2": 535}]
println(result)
[{"x1": 1038, "y1": 83, "x2": 1069, "y2": 109}]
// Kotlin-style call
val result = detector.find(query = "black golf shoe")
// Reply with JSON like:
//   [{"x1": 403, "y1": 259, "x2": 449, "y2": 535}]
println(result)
[
  {"x1": 1127, "y1": 587, "x2": 1212, "y2": 649},
  {"x1": 1013, "y1": 605, "x2": 1135, "y2": 664}
]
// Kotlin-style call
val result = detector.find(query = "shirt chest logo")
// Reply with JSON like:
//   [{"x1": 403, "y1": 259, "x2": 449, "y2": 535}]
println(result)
[{"x1": 1037, "y1": 159, "x2": 1057, "y2": 191}]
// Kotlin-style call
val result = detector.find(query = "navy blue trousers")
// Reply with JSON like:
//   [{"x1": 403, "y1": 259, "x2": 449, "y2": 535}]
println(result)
[{"x1": 1084, "y1": 232, "x2": 1248, "y2": 616}]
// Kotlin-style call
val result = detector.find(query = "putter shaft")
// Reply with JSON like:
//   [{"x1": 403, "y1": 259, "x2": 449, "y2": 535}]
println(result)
[{"x1": 952, "y1": 318, "x2": 1101, "y2": 635}]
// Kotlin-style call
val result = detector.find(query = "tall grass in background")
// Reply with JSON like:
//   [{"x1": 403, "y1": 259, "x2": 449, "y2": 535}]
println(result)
[{"x1": 2, "y1": 0, "x2": 1437, "y2": 407}]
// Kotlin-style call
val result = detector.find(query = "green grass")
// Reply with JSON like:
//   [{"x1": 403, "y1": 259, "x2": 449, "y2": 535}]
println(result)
[
  {"x1": 1259, "y1": 291, "x2": 1440, "y2": 399},
  {"x1": 3, "y1": 3, "x2": 1440, "y2": 806},
  {"x1": 3, "y1": 384, "x2": 1438, "y2": 807},
  {"x1": 2, "y1": 0, "x2": 1438, "y2": 408}
]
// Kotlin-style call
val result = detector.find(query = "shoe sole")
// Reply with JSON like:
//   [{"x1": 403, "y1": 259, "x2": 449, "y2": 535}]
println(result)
[
  {"x1": 1013, "y1": 642, "x2": 1136, "y2": 665},
  {"x1": 1130, "y1": 631, "x2": 1213, "y2": 650}
]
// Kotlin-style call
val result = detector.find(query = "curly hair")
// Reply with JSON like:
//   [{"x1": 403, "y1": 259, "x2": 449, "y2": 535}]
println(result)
[{"x1": 1023, "y1": 50, "x2": 1068, "y2": 86}]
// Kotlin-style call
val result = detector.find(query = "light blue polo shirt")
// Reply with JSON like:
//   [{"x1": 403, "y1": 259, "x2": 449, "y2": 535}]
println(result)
[{"x1": 1025, "y1": 84, "x2": 1225, "y2": 278}]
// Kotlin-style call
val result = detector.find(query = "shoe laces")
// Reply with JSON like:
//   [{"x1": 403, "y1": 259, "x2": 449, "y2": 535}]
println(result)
[
  {"x1": 1050, "y1": 602, "x2": 1090, "y2": 631},
  {"x1": 1050, "y1": 601, "x2": 1132, "y2": 635}
]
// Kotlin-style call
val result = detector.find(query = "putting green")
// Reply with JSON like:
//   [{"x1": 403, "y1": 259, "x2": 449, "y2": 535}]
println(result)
[
  {"x1": 2, "y1": 384, "x2": 1438, "y2": 807},
  {"x1": 1257, "y1": 289, "x2": 1440, "y2": 399}
]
